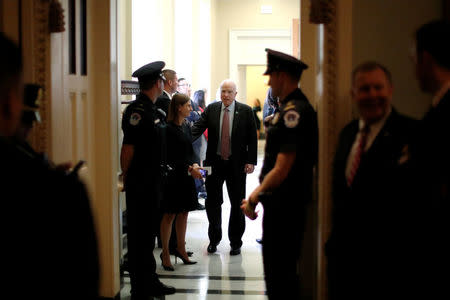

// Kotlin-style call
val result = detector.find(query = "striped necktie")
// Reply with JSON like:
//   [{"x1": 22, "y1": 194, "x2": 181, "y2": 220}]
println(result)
[
  {"x1": 347, "y1": 125, "x2": 370, "y2": 186},
  {"x1": 220, "y1": 108, "x2": 230, "y2": 160}
]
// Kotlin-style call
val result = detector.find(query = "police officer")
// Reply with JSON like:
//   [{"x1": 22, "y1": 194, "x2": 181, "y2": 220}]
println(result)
[
  {"x1": 241, "y1": 49, "x2": 318, "y2": 299},
  {"x1": 120, "y1": 61, "x2": 176, "y2": 299}
]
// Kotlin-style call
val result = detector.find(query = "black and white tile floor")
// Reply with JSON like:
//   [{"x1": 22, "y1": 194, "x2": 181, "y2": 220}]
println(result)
[{"x1": 121, "y1": 141, "x2": 268, "y2": 299}]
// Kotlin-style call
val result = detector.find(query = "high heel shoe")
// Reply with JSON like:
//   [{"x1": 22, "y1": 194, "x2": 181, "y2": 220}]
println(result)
[
  {"x1": 160, "y1": 253, "x2": 175, "y2": 271},
  {"x1": 173, "y1": 249, "x2": 197, "y2": 265}
]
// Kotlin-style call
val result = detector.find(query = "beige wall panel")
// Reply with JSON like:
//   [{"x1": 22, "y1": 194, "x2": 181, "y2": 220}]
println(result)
[
  {"x1": 118, "y1": 0, "x2": 132, "y2": 82},
  {"x1": 87, "y1": 0, "x2": 120, "y2": 297},
  {"x1": 246, "y1": 65, "x2": 267, "y2": 107},
  {"x1": 70, "y1": 92, "x2": 78, "y2": 162},
  {"x1": 353, "y1": 0, "x2": 441, "y2": 119}
]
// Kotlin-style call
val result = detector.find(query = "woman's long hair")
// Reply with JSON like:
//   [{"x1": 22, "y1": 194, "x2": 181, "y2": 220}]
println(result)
[
  {"x1": 193, "y1": 89, "x2": 206, "y2": 109},
  {"x1": 167, "y1": 93, "x2": 190, "y2": 122}
]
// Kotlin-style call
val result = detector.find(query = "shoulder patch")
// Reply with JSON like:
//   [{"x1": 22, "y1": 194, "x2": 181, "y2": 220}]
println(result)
[
  {"x1": 283, "y1": 110, "x2": 300, "y2": 128},
  {"x1": 283, "y1": 102, "x2": 296, "y2": 111},
  {"x1": 130, "y1": 112, "x2": 142, "y2": 126}
]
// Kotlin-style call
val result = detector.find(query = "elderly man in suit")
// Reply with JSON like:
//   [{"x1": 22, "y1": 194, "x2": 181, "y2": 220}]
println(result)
[
  {"x1": 325, "y1": 61, "x2": 417, "y2": 300},
  {"x1": 192, "y1": 79, "x2": 257, "y2": 256},
  {"x1": 409, "y1": 20, "x2": 450, "y2": 299}
]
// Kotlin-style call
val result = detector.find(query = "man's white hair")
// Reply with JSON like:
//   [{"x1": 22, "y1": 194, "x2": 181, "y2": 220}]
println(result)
[{"x1": 219, "y1": 79, "x2": 237, "y2": 92}]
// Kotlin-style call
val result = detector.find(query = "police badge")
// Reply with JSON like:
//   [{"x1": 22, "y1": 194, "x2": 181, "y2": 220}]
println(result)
[{"x1": 283, "y1": 110, "x2": 300, "y2": 128}]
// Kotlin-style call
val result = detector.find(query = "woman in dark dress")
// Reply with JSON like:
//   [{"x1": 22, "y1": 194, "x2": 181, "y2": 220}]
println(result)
[
  {"x1": 252, "y1": 98, "x2": 262, "y2": 139},
  {"x1": 160, "y1": 93, "x2": 202, "y2": 271}
]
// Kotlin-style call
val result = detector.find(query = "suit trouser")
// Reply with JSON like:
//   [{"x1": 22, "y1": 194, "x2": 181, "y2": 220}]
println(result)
[
  {"x1": 262, "y1": 196, "x2": 306, "y2": 300},
  {"x1": 126, "y1": 187, "x2": 160, "y2": 296},
  {"x1": 205, "y1": 158, "x2": 246, "y2": 248}
]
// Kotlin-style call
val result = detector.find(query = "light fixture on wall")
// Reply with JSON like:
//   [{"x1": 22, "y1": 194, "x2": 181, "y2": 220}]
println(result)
[{"x1": 260, "y1": 5, "x2": 272, "y2": 14}]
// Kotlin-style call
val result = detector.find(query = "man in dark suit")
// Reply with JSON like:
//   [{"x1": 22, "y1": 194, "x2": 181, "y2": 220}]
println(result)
[
  {"x1": 155, "y1": 69, "x2": 178, "y2": 118},
  {"x1": 192, "y1": 79, "x2": 257, "y2": 255},
  {"x1": 409, "y1": 20, "x2": 450, "y2": 299},
  {"x1": 325, "y1": 61, "x2": 417, "y2": 299}
]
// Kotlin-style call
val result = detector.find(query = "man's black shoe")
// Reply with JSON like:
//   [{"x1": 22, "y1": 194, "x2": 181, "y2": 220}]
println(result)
[
  {"x1": 149, "y1": 282, "x2": 176, "y2": 296},
  {"x1": 207, "y1": 243, "x2": 217, "y2": 253},
  {"x1": 230, "y1": 247, "x2": 241, "y2": 256},
  {"x1": 196, "y1": 203, "x2": 206, "y2": 210}
]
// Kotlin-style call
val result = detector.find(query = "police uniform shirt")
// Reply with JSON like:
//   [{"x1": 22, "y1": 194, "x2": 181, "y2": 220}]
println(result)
[
  {"x1": 260, "y1": 88, "x2": 318, "y2": 192},
  {"x1": 122, "y1": 92, "x2": 165, "y2": 179}
]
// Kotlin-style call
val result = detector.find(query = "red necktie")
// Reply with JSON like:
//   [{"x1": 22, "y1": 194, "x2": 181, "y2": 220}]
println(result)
[
  {"x1": 221, "y1": 108, "x2": 230, "y2": 160},
  {"x1": 347, "y1": 125, "x2": 370, "y2": 186}
]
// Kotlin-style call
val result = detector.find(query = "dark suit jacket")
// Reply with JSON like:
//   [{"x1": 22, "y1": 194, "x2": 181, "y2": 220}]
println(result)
[
  {"x1": 0, "y1": 137, "x2": 99, "y2": 299},
  {"x1": 155, "y1": 91, "x2": 171, "y2": 119},
  {"x1": 409, "y1": 90, "x2": 450, "y2": 298},
  {"x1": 411, "y1": 90, "x2": 450, "y2": 208},
  {"x1": 192, "y1": 100, "x2": 257, "y2": 167},
  {"x1": 326, "y1": 109, "x2": 417, "y2": 297}
]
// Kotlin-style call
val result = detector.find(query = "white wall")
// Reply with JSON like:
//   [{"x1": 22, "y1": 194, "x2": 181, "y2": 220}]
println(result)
[
  {"x1": 131, "y1": 0, "x2": 210, "y2": 93},
  {"x1": 131, "y1": 0, "x2": 175, "y2": 71}
]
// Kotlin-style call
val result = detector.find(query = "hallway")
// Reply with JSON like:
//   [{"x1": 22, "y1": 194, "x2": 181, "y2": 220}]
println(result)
[{"x1": 121, "y1": 140, "x2": 268, "y2": 299}]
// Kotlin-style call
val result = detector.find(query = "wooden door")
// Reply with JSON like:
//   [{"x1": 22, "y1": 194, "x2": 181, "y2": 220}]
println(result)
[{"x1": 50, "y1": 0, "x2": 90, "y2": 169}]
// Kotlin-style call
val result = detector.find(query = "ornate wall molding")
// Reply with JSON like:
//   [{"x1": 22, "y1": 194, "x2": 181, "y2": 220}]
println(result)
[
  {"x1": 324, "y1": 0, "x2": 338, "y2": 167},
  {"x1": 28, "y1": 0, "x2": 51, "y2": 153},
  {"x1": 317, "y1": 0, "x2": 337, "y2": 299}
]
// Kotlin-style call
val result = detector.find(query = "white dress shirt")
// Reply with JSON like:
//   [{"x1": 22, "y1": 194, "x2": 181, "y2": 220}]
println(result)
[{"x1": 345, "y1": 108, "x2": 392, "y2": 180}]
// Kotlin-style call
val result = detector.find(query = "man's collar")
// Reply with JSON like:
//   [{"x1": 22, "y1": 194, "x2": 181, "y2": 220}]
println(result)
[
  {"x1": 221, "y1": 100, "x2": 236, "y2": 111},
  {"x1": 139, "y1": 91, "x2": 158, "y2": 104},
  {"x1": 432, "y1": 81, "x2": 450, "y2": 107},
  {"x1": 359, "y1": 106, "x2": 392, "y2": 131},
  {"x1": 163, "y1": 90, "x2": 172, "y2": 99}
]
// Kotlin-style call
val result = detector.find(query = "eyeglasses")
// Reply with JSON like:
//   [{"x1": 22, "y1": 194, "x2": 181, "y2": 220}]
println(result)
[{"x1": 179, "y1": 83, "x2": 191, "y2": 87}]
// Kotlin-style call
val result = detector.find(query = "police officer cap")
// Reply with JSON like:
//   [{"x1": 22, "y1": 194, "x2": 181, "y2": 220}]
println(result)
[
  {"x1": 132, "y1": 61, "x2": 166, "y2": 81},
  {"x1": 263, "y1": 48, "x2": 308, "y2": 77},
  {"x1": 23, "y1": 83, "x2": 43, "y2": 123}
]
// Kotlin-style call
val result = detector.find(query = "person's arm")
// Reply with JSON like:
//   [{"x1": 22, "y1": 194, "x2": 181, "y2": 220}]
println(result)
[
  {"x1": 120, "y1": 144, "x2": 134, "y2": 188},
  {"x1": 246, "y1": 106, "x2": 258, "y2": 165},
  {"x1": 191, "y1": 106, "x2": 209, "y2": 141},
  {"x1": 241, "y1": 151, "x2": 296, "y2": 219}
]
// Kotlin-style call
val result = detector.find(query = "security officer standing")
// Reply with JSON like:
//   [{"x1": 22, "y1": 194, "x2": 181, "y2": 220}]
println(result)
[
  {"x1": 242, "y1": 49, "x2": 318, "y2": 299},
  {"x1": 120, "y1": 61, "x2": 176, "y2": 299}
]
